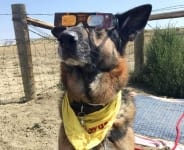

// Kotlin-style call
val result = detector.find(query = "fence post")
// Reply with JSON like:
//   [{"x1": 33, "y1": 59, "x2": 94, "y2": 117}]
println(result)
[
  {"x1": 12, "y1": 4, "x2": 35, "y2": 101},
  {"x1": 134, "y1": 30, "x2": 144, "y2": 75}
]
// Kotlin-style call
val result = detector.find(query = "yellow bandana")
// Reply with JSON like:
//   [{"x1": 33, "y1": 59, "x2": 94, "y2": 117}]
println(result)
[{"x1": 62, "y1": 91, "x2": 122, "y2": 150}]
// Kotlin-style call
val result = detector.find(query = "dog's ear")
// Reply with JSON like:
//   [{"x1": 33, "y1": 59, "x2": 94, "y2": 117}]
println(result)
[
  {"x1": 115, "y1": 4, "x2": 152, "y2": 41},
  {"x1": 51, "y1": 27, "x2": 65, "y2": 39}
]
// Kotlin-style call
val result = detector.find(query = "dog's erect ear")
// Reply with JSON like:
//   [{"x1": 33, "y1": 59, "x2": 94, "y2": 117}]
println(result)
[
  {"x1": 51, "y1": 27, "x2": 65, "y2": 39},
  {"x1": 115, "y1": 4, "x2": 152, "y2": 41}
]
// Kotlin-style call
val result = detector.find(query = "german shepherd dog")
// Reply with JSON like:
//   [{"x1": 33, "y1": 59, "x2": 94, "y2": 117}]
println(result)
[{"x1": 52, "y1": 4, "x2": 152, "y2": 150}]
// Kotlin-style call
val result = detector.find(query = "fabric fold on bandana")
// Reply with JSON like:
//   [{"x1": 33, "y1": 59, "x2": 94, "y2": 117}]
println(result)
[{"x1": 62, "y1": 91, "x2": 122, "y2": 150}]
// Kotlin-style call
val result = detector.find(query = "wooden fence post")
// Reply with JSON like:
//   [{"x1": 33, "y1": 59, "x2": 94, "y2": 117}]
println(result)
[
  {"x1": 134, "y1": 30, "x2": 144, "y2": 75},
  {"x1": 12, "y1": 4, "x2": 35, "y2": 101}
]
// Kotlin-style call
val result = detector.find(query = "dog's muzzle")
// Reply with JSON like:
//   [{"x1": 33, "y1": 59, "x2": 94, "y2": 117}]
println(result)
[
  {"x1": 59, "y1": 30, "x2": 78, "y2": 45},
  {"x1": 58, "y1": 26, "x2": 92, "y2": 67}
]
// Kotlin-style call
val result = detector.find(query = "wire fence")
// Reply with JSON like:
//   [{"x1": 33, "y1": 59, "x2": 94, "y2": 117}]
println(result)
[
  {"x1": 0, "y1": 42, "x2": 24, "y2": 103},
  {"x1": 0, "y1": 38, "x2": 60, "y2": 104},
  {"x1": 30, "y1": 38, "x2": 60, "y2": 94}
]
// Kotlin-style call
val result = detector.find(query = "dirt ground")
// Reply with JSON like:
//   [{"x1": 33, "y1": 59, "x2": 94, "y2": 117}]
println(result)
[
  {"x1": 0, "y1": 41, "x2": 62, "y2": 149},
  {"x1": 0, "y1": 88, "x2": 62, "y2": 150}
]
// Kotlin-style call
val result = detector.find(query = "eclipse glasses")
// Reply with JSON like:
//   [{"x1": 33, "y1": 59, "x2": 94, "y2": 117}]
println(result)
[{"x1": 54, "y1": 13, "x2": 117, "y2": 29}]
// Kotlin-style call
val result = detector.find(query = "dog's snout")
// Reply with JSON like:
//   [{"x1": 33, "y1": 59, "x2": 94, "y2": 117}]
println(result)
[
  {"x1": 57, "y1": 27, "x2": 91, "y2": 66},
  {"x1": 60, "y1": 31, "x2": 78, "y2": 44}
]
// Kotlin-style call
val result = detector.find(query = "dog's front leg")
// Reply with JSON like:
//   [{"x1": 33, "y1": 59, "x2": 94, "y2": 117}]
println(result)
[
  {"x1": 58, "y1": 124, "x2": 74, "y2": 150},
  {"x1": 108, "y1": 126, "x2": 135, "y2": 150},
  {"x1": 108, "y1": 93, "x2": 136, "y2": 150}
]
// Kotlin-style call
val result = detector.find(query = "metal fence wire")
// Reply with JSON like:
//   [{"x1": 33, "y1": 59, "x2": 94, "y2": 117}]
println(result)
[{"x1": 0, "y1": 38, "x2": 60, "y2": 104}]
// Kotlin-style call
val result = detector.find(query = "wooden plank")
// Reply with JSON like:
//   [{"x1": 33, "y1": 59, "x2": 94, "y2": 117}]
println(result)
[
  {"x1": 134, "y1": 30, "x2": 144, "y2": 75},
  {"x1": 149, "y1": 10, "x2": 184, "y2": 20},
  {"x1": 27, "y1": 16, "x2": 54, "y2": 30},
  {"x1": 12, "y1": 4, "x2": 35, "y2": 101}
]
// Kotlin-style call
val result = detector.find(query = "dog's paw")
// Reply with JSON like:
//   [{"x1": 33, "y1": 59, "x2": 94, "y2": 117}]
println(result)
[{"x1": 108, "y1": 126, "x2": 127, "y2": 143}]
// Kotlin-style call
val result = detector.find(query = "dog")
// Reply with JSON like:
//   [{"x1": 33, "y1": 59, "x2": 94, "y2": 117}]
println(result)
[{"x1": 52, "y1": 4, "x2": 152, "y2": 150}]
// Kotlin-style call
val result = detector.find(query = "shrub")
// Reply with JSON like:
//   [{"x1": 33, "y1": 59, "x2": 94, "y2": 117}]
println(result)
[{"x1": 142, "y1": 27, "x2": 184, "y2": 98}]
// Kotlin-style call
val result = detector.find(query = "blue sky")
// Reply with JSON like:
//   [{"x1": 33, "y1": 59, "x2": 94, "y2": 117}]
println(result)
[{"x1": 1, "y1": 0, "x2": 184, "y2": 40}]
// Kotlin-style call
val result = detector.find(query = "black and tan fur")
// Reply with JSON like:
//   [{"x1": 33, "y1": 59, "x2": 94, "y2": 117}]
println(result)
[{"x1": 52, "y1": 4, "x2": 152, "y2": 150}]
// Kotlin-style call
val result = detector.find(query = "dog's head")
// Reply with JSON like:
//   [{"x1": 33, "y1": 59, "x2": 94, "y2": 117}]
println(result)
[{"x1": 52, "y1": 4, "x2": 152, "y2": 72}]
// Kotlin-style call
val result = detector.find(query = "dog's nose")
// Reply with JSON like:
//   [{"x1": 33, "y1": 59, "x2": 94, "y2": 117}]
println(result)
[{"x1": 59, "y1": 31, "x2": 78, "y2": 44}]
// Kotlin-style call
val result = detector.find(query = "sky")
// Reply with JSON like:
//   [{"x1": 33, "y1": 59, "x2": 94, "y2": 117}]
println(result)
[{"x1": 0, "y1": 0, "x2": 184, "y2": 40}]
